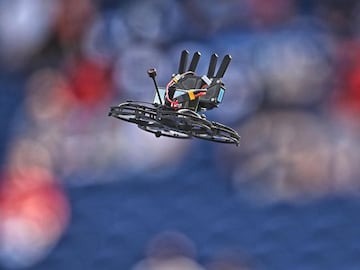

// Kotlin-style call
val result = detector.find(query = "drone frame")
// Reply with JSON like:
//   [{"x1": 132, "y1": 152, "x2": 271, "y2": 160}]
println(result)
[{"x1": 109, "y1": 50, "x2": 240, "y2": 146}]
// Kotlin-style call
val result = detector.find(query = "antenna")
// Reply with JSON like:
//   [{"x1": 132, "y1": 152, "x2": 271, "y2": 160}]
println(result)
[
  {"x1": 215, "y1": 54, "x2": 232, "y2": 78},
  {"x1": 188, "y1": 51, "x2": 201, "y2": 72},
  {"x1": 178, "y1": 50, "x2": 189, "y2": 73},
  {"x1": 147, "y1": 68, "x2": 162, "y2": 104},
  {"x1": 207, "y1": 53, "x2": 218, "y2": 77}
]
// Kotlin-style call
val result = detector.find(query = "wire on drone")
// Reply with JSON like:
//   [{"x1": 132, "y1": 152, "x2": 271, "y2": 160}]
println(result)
[
  {"x1": 165, "y1": 71, "x2": 195, "y2": 108},
  {"x1": 176, "y1": 90, "x2": 206, "y2": 104}
]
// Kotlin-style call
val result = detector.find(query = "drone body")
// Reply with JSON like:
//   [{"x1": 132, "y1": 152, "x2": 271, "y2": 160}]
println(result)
[{"x1": 109, "y1": 50, "x2": 240, "y2": 146}]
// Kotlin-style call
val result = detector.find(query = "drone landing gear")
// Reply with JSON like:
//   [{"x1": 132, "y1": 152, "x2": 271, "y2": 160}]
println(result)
[{"x1": 109, "y1": 101, "x2": 240, "y2": 145}]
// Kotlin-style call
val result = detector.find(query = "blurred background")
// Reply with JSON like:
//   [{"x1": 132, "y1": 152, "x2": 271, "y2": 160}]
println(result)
[{"x1": 1, "y1": 0, "x2": 360, "y2": 269}]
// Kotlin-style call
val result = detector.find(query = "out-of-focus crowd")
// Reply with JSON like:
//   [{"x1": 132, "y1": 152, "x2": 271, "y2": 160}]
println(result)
[
  {"x1": 131, "y1": 230, "x2": 254, "y2": 270},
  {"x1": 1, "y1": 0, "x2": 360, "y2": 268}
]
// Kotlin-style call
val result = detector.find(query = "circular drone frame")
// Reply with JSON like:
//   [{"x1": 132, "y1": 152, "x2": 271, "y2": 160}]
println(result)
[{"x1": 109, "y1": 101, "x2": 240, "y2": 145}]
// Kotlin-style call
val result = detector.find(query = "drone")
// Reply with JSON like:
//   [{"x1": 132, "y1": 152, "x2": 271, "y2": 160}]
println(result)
[{"x1": 108, "y1": 50, "x2": 240, "y2": 146}]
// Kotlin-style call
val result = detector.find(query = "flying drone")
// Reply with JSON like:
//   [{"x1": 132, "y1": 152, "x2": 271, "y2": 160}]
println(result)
[{"x1": 108, "y1": 50, "x2": 240, "y2": 146}]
